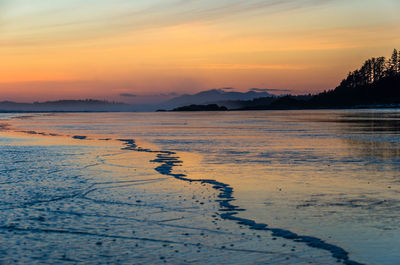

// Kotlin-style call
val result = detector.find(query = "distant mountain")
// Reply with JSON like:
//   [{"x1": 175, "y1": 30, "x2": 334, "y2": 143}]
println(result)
[
  {"x1": 0, "y1": 100, "x2": 132, "y2": 112},
  {"x1": 159, "y1": 89, "x2": 273, "y2": 109}
]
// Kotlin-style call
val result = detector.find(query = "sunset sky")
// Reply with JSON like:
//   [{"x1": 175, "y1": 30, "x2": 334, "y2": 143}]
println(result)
[{"x1": 1, "y1": 0, "x2": 400, "y2": 103}]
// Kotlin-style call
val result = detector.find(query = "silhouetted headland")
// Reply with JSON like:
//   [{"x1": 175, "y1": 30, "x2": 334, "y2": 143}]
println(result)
[
  {"x1": 235, "y1": 49, "x2": 400, "y2": 110},
  {"x1": 0, "y1": 99, "x2": 131, "y2": 112},
  {"x1": 171, "y1": 104, "x2": 228, "y2": 112}
]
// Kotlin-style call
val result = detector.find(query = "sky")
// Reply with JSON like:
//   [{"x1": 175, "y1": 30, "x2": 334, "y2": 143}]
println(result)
[{"x1": 0, "y1": 0, "x2": 399, "y2": 103}]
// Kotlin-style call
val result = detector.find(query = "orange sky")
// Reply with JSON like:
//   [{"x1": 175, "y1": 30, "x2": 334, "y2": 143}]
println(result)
[{"x1": 0, "y1": 0, "x2": 400, "y2": 102}]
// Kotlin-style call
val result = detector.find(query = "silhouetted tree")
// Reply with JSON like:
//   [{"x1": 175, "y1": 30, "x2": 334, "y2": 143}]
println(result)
[
  {"x1": 397, "y1": 50, "x2": 400, "y2": 74},
  {"x1": 386, "y1": 49, "x2": 399, "y2": 76},
  {"x1": 359, "y1": 59, "x2": 372, "y2": 85},
  {"x1": 336, "y1": 49, "x2": 400, "y2": 90},
  {"x1": 308, "y1": 48, "x2": 400, "y2": 108},
  {"x1": 372, "y1": 57, "x2": 386, "y2": 82}
]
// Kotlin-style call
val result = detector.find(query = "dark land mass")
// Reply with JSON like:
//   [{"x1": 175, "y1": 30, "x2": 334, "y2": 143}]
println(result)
[
  {"x1": 232, "y1": 95, "x2": 311, "y2": 110},
  {"x1": 0, "y1": 99, "x2": 132, "y2": 112},
  {"x1": 171, "y1": 104, "x2": 228, "y2": 112},
  {"x1": 163, "y1": 49, "x2": 400, "y2": 112},
  {"x1": 235, "y1": 49, "x2": 400, "y2": 110}
]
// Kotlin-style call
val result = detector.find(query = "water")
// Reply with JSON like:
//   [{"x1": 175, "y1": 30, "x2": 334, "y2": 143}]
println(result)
[{"x1": 1, "y1": 109, "x2": 399, "y2": 264}]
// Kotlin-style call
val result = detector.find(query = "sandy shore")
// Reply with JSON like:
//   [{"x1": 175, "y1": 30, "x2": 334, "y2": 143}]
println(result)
[{"x1": 0, "y1": 126, "x2": 352, "y2": 264}]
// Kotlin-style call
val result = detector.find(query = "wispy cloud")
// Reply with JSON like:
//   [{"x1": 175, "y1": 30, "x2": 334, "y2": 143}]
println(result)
[
  {"x1": 0, "y1": 0, "x2": 340, "y2": 45},
  {"x1": 250, "y1": 88, "x2": 292, "y2": 93},
  {"x1": 220, "y1": 87, "x2": 235, "y2": 90},
  {"x1": 200, "y1": 63, "x2": 309, "y2": 70},
  {"x1": 0, "y1": 0, "x2": 10, "y2": 26}
]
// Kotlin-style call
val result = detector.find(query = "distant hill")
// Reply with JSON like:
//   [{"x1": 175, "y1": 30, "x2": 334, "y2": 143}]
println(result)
[
  {"x1": 158, "y1": 89, "x2": 273, "y2": 109},
  {"x1": 0, "y1": 99, "x2": 132, "y2": 112}
]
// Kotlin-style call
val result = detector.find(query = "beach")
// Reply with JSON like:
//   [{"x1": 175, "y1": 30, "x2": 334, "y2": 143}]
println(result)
[{"x1": 1, "y1": 110, "x2": 399, "y2": 264}]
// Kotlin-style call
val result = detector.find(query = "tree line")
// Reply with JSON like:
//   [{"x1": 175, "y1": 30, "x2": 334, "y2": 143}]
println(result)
[
  {"x1": 339, "y1": 49, "x2": 400, "y2": 89},
  {"x1": 235, "y1": 49, "x2": 400, "y2": 109}
]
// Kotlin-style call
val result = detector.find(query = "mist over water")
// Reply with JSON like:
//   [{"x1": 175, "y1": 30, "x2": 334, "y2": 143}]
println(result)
[{"x1": 2, "y1": 109, "x2": 400, "y2": 264}]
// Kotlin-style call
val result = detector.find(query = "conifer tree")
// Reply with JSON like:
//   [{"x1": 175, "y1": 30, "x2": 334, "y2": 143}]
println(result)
[{"x1": 387, "y1": 49, "x2": 398, "y2": 76}]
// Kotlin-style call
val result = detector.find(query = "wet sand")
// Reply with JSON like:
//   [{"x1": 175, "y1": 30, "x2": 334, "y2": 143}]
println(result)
[
  {"x1": 0, "y1": 125, "x2": 348, "y2": 264},
  {"x1": 2, "y1": 111, "x2": 399, "y2": 264}
]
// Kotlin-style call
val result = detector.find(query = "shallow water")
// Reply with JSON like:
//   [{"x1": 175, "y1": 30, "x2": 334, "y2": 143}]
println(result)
[{"x1": 1, "y1": 109, "x2": 400, "y2": 264}]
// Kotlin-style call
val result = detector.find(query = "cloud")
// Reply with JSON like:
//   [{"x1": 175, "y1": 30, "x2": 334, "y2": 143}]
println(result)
[
  {"x1": 250, "y1": 88, "x2": 292, "y2": 93},
  {"x1": 0, "y1": 0, "x2": 340, "y2": 46},
  {"x1": 0, "y1": 0, "x2": 10, "y2": 26},
  {"x1": 200, "y1": 64, "x2": 309, "y2": 70},
  {"x1": 119, "y1": 93, "x2": 136, "y2": 98},
  {"x1": 220, "y1": 87, "x2": 235, "y2": 90}
]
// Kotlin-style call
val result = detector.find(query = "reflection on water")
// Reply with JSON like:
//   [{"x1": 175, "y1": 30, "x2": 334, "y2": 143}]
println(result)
[
  {"x1": 339, "y1": 111, "x2": 400, "y2": 133},
  {"x1": 345, "y1": 138, "x2": 400, "y2": 160},
  {"x1": 3, "y1": 109, "x2": 400, "y2": 265},
  {"x1": 336, "y1": 112, "x2": 400, "y2": 161}
]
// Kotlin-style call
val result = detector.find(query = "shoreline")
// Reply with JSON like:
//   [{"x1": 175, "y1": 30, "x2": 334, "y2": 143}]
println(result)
[{"x1": 0, "y1": 104, "x2": 400, "y2": 114}]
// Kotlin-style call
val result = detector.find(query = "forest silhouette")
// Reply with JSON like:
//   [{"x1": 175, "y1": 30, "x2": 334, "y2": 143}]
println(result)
[
  {"x1": 236, "y1": 49, "x2": 400, "y2": 110},
  {"x1": 309, "y1": 48, "x2": 400, "y2": 107}
]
